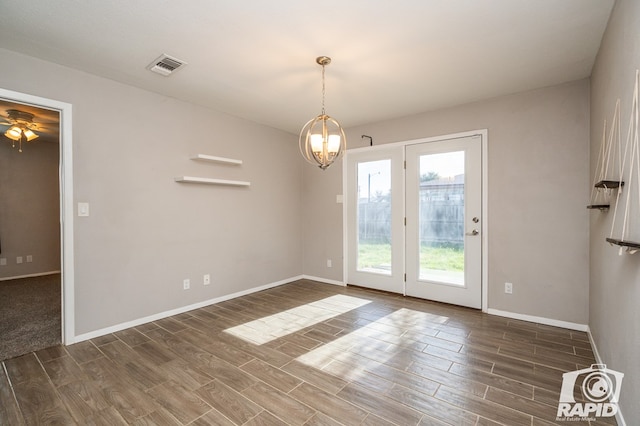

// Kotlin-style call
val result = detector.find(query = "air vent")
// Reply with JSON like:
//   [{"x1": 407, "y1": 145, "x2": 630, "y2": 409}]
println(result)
[{"x1": 147, "y1": 54, "x2": 186, "y2": 76}]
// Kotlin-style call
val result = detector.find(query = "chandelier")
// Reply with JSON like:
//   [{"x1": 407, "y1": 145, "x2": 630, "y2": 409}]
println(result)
[
  {"x1": 299, "y1": 56, "x2": 346, "y2": 170},
  {"x1": 3, "y1": 110, "x2": 39, "y2": 152}
]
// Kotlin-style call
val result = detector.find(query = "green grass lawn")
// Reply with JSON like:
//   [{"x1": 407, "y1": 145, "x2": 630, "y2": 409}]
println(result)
[{"x1": 358, "y1": 243, "x2": 464, "y2": 271}]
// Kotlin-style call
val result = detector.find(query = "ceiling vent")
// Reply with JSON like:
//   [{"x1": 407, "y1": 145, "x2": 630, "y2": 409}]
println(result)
[{"x1": 147, "y1": 54, "x2": 186, "y2": 76}]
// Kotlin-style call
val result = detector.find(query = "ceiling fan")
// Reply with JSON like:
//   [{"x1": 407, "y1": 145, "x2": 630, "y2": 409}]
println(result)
[{"x1": 0, "y1": 109, "x2": 40, "y2": 152}]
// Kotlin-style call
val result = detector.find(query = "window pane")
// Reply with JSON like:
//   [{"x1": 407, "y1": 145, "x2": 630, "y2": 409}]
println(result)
[
  {"x1": 419, "y1": 151, "x2": 465, "y2": 285},
  {"x1": 357, "y1": 160, "x2": 392, "y2": 275}
]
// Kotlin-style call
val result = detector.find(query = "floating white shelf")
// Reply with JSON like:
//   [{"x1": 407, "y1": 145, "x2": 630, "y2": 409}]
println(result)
[
  {"x1": 175, "y1": 176, "x2": 251, "y2": 187},
  {"x1": 191, "y1": 154, "x2": 243, "y2": 165}
]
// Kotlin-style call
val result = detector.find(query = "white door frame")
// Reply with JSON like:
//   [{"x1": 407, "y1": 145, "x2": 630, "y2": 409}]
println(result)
[
  {"x1": 0, "y1": 88, "x2": 75, "y2": 343},
  {"x1": 343, "y1": 129, "x2": 489, "y2": 312}
]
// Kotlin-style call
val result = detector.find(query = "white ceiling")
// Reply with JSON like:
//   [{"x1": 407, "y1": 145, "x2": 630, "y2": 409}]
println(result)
[{"x1": 0, "y1": 0, "x2": 614, "y2": 134}]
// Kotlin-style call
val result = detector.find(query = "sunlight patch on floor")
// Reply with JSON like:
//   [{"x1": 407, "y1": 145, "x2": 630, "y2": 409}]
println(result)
[
  {"x1": 223, "y1": 294, "x2": 372, "y2": 345},
  {"x1": 296, "y1": 307, "x2": 450, "y2": 370}
]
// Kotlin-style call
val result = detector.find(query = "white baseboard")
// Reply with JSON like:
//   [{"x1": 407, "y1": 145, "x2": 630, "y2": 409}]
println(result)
[
  {"x1": 586, "y1": 327, "x2": 604, "y2": 365},
  {"x1": 300, "y1": 275, "x2": 346, "y2": 286},
  {"x1": 487, "y1": 308, "x2": 588, "y2": 332},
  {"x1": 0, "y1": 270, "x2": 61, "y2": 281},
  {"x1": 586, "y1": 327, "x2": 627, "y2": 426},
  {"x1": 72, "y1": 275, "x2": 303, "y2": 343}
]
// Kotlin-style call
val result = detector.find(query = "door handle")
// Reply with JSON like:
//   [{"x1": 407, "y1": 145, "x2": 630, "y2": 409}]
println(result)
[{"x1": 466, "y1": 229, "x2": 479, "y2": 236}]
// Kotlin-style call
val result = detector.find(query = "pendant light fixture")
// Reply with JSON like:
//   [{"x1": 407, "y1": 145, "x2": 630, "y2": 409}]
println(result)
[{"x1": 299, "y1": 56, "x2": 346, "y2": 170}]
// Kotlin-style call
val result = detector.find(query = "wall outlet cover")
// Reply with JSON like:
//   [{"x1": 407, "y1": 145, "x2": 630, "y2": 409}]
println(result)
[
  {"x1": 505, "y1": 282, "x2": 513, "y2": 294},
  {"x1": 78, "y1": 202, "x2": 90, "y2": 217}
]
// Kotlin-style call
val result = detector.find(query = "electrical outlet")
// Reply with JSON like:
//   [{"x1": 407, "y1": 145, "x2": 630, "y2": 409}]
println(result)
[
  {"x1": 26, "y1": 255, "x2": 33, "y2": 263},
  {"x1": 16, "y1": 256, "x2": 23, "y2": 264},
  {"x1": 204, "y1": 274, "x2": 211, "y2": 285},
  {"x1": 505, "y1": 282, "x2": 513, "y2": 294},
  {"x1": 183, "y1": 279, "x2": 190, "y2": 290},
  {"x1": 327, "y1": 259, "x2": 332, "y2": 268},
  {"x1": 0, "y1": 258, "x2": 6, "y2": 266}
]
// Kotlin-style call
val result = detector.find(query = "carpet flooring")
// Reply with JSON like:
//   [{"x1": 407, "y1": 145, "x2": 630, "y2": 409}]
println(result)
[{"x1": 0, "y1": 274, "x2": 61, "y2": 361}]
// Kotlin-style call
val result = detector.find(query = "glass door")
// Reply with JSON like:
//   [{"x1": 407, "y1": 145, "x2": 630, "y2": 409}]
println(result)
[
  {"x1": 405, "y1": 136, "x2": 482, "y2": 308},
  {"x1": 346, "y1": 146, "x2": 404, "y2": 294}
]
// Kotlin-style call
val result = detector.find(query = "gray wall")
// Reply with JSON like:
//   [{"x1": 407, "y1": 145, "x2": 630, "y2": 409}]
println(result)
[
  {"x1": 590, "y1": 0, "x2": 640, "y2": 422},
  {"x1": 0, "y1": 138, "x2": 60, "y2": 278},
  {"x1": 303, "y1": 79, "x2": 591, "y2": 325},
  {"x1": 302, "y1": 160, "x2": 344, "y2": 282},
  {"x1": 0, "y1": 48, "x2": 303, "y2": 335}
]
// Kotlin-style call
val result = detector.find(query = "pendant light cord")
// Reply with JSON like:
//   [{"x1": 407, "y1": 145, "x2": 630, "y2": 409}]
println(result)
[{"x1": 321, "y1": 63, "x2": 326, "y2": 115}]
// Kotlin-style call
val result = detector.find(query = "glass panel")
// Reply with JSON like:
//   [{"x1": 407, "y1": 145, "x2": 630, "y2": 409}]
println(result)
[
  {"x1": 357, "y1": 159, "x2": 392, "y2": 275},
  {"x1": 419, "y1": 151, "x2": 465, "y2": 285}
]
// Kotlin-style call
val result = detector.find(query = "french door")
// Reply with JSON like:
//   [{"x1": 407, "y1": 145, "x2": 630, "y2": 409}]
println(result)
[
  {"x1": 405, "y1": 137, "x2": 482, "y2": 308},
  {"x1": 346, "y1": 146, "x2": 405, "y2": 293},
  {"x1": 346, "y1": 134, "x2": 483, "y2": 309}
]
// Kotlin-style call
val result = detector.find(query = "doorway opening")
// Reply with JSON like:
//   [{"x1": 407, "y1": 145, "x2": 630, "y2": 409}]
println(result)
[{"x1": 0, "y1": 88, "x2": 74, "y2": 358}]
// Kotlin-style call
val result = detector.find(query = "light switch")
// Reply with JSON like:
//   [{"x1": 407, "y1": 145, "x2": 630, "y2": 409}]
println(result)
[
  {"x1": 336, "y1": 194, "x2": 344, "y2": 204},
  {"x1": 78, "y1": 202, "x2": 90, "y2": 217}
]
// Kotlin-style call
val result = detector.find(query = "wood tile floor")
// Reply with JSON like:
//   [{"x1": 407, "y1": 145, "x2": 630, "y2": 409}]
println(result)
[{"x1": 0, "y1": 280, "x2": 616, "y2": 425}]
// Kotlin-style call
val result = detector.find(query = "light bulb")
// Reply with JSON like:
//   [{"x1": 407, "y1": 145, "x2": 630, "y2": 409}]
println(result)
[
  {"x1": 23, "y1": 129, "x2": 38, "y2": 141},
  {"x1": 5, "y1": 126, "x2": 22, "y2": 141},
  {"x1": 328, "y1": 134, "x2": 341, "y2": 154},
  {"x1": 310, "y1": 134, "x2": 323, "y2": 153}
]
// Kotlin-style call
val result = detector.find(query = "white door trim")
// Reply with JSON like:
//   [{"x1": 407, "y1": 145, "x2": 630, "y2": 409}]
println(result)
[
  {"x1": 0, "y1": 88, "x2": 75, "y2": 343},
  {"x1": 343, "y1": 129, "x2": 488, "y2": 312}
]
